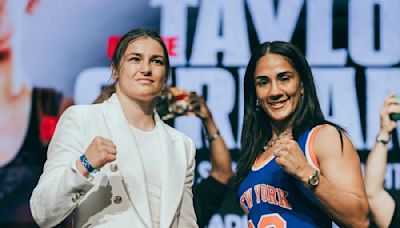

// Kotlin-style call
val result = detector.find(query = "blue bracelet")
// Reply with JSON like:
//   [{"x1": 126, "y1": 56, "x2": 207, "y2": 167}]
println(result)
[{"x1": 79, "y1": 154, "x2": 97, "y2": 173}]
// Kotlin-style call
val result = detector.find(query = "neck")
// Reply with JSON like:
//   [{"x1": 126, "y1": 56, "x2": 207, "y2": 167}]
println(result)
[
  {"x1": 116, "y1": 90, "x2": 156, "y2": 131},
  {"x1": 0, "y1": 54, "x2": 32, "y2": 105},
  {"x1": 270, "y1": 123, "x2": 292, "y2": 138}
]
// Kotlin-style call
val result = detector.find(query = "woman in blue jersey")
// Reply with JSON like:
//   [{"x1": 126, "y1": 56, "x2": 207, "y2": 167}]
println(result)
[{"x1": 235, "y1": 41, "x2": 369, "y2": 227}]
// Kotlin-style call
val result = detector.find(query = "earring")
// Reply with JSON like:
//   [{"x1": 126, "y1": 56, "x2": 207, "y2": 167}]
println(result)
[{"x1": 255, "y1": 99, "x2": 261, "y2": 111}]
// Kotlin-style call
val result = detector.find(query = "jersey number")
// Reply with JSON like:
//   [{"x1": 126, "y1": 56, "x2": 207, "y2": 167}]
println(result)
[{"x1": 248, "y1": 213, "x2": 286, "y2": 228}]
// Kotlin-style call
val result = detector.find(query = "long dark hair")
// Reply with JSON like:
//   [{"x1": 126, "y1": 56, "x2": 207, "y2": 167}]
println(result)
[
  {"x1": 235, "y1": 41, "x2": 343, "y2": 188},
  {"x1": 94, "y1": 28, "x2": 170, "y2": 103}
]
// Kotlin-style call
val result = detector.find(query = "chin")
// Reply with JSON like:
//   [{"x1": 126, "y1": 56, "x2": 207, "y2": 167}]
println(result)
[
  {"x1": 135, "y1": 93, "x2": 159, "y2": 102},
  {"x1": 266, "y1": 111, "x2": 292, "y2": 122}
]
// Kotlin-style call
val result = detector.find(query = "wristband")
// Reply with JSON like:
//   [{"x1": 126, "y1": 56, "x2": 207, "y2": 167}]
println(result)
[
  {"x1": 207, "y1": 130, "x2": 220, "y2": 142},
  {"x1": 80, "y1": 154, "x2": 98, "y2": 173}
]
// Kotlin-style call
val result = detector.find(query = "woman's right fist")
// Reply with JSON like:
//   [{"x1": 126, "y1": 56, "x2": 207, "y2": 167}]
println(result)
[
  {"x1": 76, "y1": 136, "x2": 117, "y2": 176},
  {"x1": 85, "y1": 136, "x2": 117, "y2": 169}
]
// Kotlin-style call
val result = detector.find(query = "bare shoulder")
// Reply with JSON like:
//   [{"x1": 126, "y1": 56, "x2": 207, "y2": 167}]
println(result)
[
  {"x1": 314, "y1": 124, "x2": 342, "y2": 139},
  {"x1": 312, "y1": 124, "x2": 355, "y2": 158}
]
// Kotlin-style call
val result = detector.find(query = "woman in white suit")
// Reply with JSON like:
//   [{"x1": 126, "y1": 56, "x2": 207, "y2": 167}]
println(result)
[{"x1": 30, "y1": 28, "x2": 198, "y2": 228}]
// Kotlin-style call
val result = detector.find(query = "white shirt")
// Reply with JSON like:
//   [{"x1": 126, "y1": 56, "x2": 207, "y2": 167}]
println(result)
[{"x1": 131, "y1": 125, "x2": 163, "y2": 228}]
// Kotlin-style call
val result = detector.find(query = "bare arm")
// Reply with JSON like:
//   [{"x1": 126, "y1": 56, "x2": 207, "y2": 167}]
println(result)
[
  {"x1": 364, "y1": 94, "x2": 400, "y2": 228},
  {"x1": 311, "y1": 126, "x2": 369, "y2": 227},
  {"x1": 188, "y1": 94, "x2": 233, "y2": 184},
  {"x1": 202, "y1": 117, "x2": 233, "y2": 184},
  {"x1": 276, "y1": 125, "x2": 369, "y2": 227}
]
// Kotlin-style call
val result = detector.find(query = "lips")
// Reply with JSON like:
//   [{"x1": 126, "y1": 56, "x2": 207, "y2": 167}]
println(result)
[
  {"x1": 136, "y1": 78, "x2": 154, "y2": 83},
  {"x1": 0, "y1": 29, "x2": 12, "y2": 52},
  {"x1": 268, "y1": 99, "x2": 288, "y2": 109}
]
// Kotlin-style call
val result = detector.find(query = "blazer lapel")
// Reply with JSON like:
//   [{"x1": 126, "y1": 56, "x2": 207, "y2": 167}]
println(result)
[
  {"x1": 156, "y1": 115, "x2": 186, "y2": 228},
  {"x1": 101, "y1": 94, "x2": 152, "y2": 227}
]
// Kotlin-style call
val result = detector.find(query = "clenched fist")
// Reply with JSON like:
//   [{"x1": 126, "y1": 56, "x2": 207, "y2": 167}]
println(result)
[{"x1": 76, "y1": 136, "x2": 117, "y2": 177}]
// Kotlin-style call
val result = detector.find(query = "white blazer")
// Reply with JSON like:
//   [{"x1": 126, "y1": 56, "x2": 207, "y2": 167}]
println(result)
[{"x1": 30, "y1": 94, "x2": 198, "y2": 228}]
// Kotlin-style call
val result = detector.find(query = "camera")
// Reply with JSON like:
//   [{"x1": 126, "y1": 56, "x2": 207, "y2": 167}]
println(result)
[
  {"x1": 390, "y1": 95, "x2": 400, "y2": 121},
  {"x1": 156, "y1": 87, "x2": 192, "y2": 120}
]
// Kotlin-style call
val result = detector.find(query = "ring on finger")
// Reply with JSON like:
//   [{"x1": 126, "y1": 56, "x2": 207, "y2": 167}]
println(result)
[{"x1": 274, "y1": 147, "x2": 281, "y2": 157}]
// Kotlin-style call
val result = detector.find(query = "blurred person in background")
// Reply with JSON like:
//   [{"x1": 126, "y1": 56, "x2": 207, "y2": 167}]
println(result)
[
  {"x1": 157, "y1": 87, "x2": 234, "y2": 227},
  {"x1": 364, "y1": 93, "x2": 400, "y2": 228},
  {"x1": 0, "y1": 0, "x2": 72, "y2": 225}
]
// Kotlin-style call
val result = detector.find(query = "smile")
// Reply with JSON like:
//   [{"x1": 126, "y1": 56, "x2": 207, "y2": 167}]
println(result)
[{"x1": 268, "y1": 99, "x2": 288, "y2": 109}]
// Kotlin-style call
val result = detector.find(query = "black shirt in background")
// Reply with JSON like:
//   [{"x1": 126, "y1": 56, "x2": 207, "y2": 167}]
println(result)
[{"x1": 193, "y1": 176, "x2": 229, "y2": 227}]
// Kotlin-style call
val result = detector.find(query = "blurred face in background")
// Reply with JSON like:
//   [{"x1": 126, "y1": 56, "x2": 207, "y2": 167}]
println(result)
[{"x1": 0, "y1": 0, "x2": 12, "y2": 63}]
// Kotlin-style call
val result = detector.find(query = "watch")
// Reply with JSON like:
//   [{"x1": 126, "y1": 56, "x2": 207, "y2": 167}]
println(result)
[
  {"x1": 376, "y1": 134, "x2": 390, "y2": 145},
  {"x1": 307, "y1": 169, "x2": 320, "y2": 188}
]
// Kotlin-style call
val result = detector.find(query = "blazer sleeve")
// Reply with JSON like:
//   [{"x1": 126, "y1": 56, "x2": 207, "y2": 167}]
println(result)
[
  {"x1": 177, "y1": 138, "x2": 199, "y2": 228},
  {"x1": 30, "y1": 106, "x2": 95, "y2": 228}
]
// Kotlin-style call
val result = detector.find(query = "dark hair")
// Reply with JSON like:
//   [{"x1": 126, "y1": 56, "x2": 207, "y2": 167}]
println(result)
[
  {"x1": 235, "y1": 41, "x2": 343, "y2": 187},
  {"x1": 111, "y1": 28, "x2": 170, "y2": 78},
  {"x1": 94, "y1": 28, "x2": 170, "y2": 103}
]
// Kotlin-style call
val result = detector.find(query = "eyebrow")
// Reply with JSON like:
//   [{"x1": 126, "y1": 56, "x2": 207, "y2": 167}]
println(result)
[
  {"x1": 254, "y1": 75, "x2": 268, "y2": 80},
  {"x1": 255, "y1": 71, "x2": 293, "y2": 79},
  {"x1": 151, "y1": 55, "x2": 165, "y2": 59},
  {"x1": 277, "y1": 71, "x2": 293, "y2": 77},
  {"x1": 126, "y1": 52, "x2": 165, "y2": 59}
]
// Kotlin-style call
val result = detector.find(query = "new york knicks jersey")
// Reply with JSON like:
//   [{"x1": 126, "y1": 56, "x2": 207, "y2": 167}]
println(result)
[{"x1": 237, "y1": 125, "x2": 331, "y2": 228}]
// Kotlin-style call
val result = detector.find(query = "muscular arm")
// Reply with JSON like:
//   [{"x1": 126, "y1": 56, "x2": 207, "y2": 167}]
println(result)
[{"x1": 311, "y1": 125, "x2": 369, "y2": 227}]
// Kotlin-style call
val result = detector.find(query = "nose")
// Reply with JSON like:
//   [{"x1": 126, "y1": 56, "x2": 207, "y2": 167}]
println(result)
[
  {"x1": 140, "y1": 62, "x2": 151, "y2": 76},
  {"x1": 269, "y1": 81, "x2": 283, "y2": 99}
]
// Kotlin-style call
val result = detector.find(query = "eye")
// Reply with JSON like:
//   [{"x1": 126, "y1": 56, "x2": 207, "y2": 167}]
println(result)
[
  {"x1": 279, "y1": 73, "x2": 292, "y2": 82},
  {"x1": 129, "y1": 56, "x2": 141, "y2": 62},
  {"x1": 281, "y1": 76, "x2": 290, "y2": 81},
  {"x1": 255, "y1": 77, "x2": 269, "y2": 87},
  {"x1": 152, "y1": 58, "x2": 164, "y2": 65}
]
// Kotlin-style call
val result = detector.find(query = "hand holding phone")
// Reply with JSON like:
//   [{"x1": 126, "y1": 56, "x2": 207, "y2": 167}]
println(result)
[{"x1": 389, "y1": 95, "x2": 400, "y2": 121}]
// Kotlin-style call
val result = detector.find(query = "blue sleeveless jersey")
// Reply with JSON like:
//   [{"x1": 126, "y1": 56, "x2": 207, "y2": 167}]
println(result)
[{"x1": 237, "y1": 126, "x2": 331, "y2": 228}]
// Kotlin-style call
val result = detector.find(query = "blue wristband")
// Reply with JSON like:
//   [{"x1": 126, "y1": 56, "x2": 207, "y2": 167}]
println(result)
[{"x1": 79, "y1": 154, "x2": 97, "y2": 173}]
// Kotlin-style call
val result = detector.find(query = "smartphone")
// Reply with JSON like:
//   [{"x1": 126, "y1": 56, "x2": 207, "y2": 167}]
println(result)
[{"x1": 390, "y1": 95, "x2": 400, "y2": 121}]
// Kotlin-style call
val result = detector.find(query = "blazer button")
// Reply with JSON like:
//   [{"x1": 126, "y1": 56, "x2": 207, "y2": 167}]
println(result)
[
  {"x1": 79, "y1": 190, "x2": 85, "y2": 196},
  {"x1": 113, "y1": 196, "x2": 122, "y2": 204},
  {"x1": 110, "y1": 164, "x2": 118, "y2": 172},
  {"x1": 75, "y1": 192, "x2": 81, "y2": 199},
  {"x1": 72, "y1": 196, "x2": 77, "y2": 203}
]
